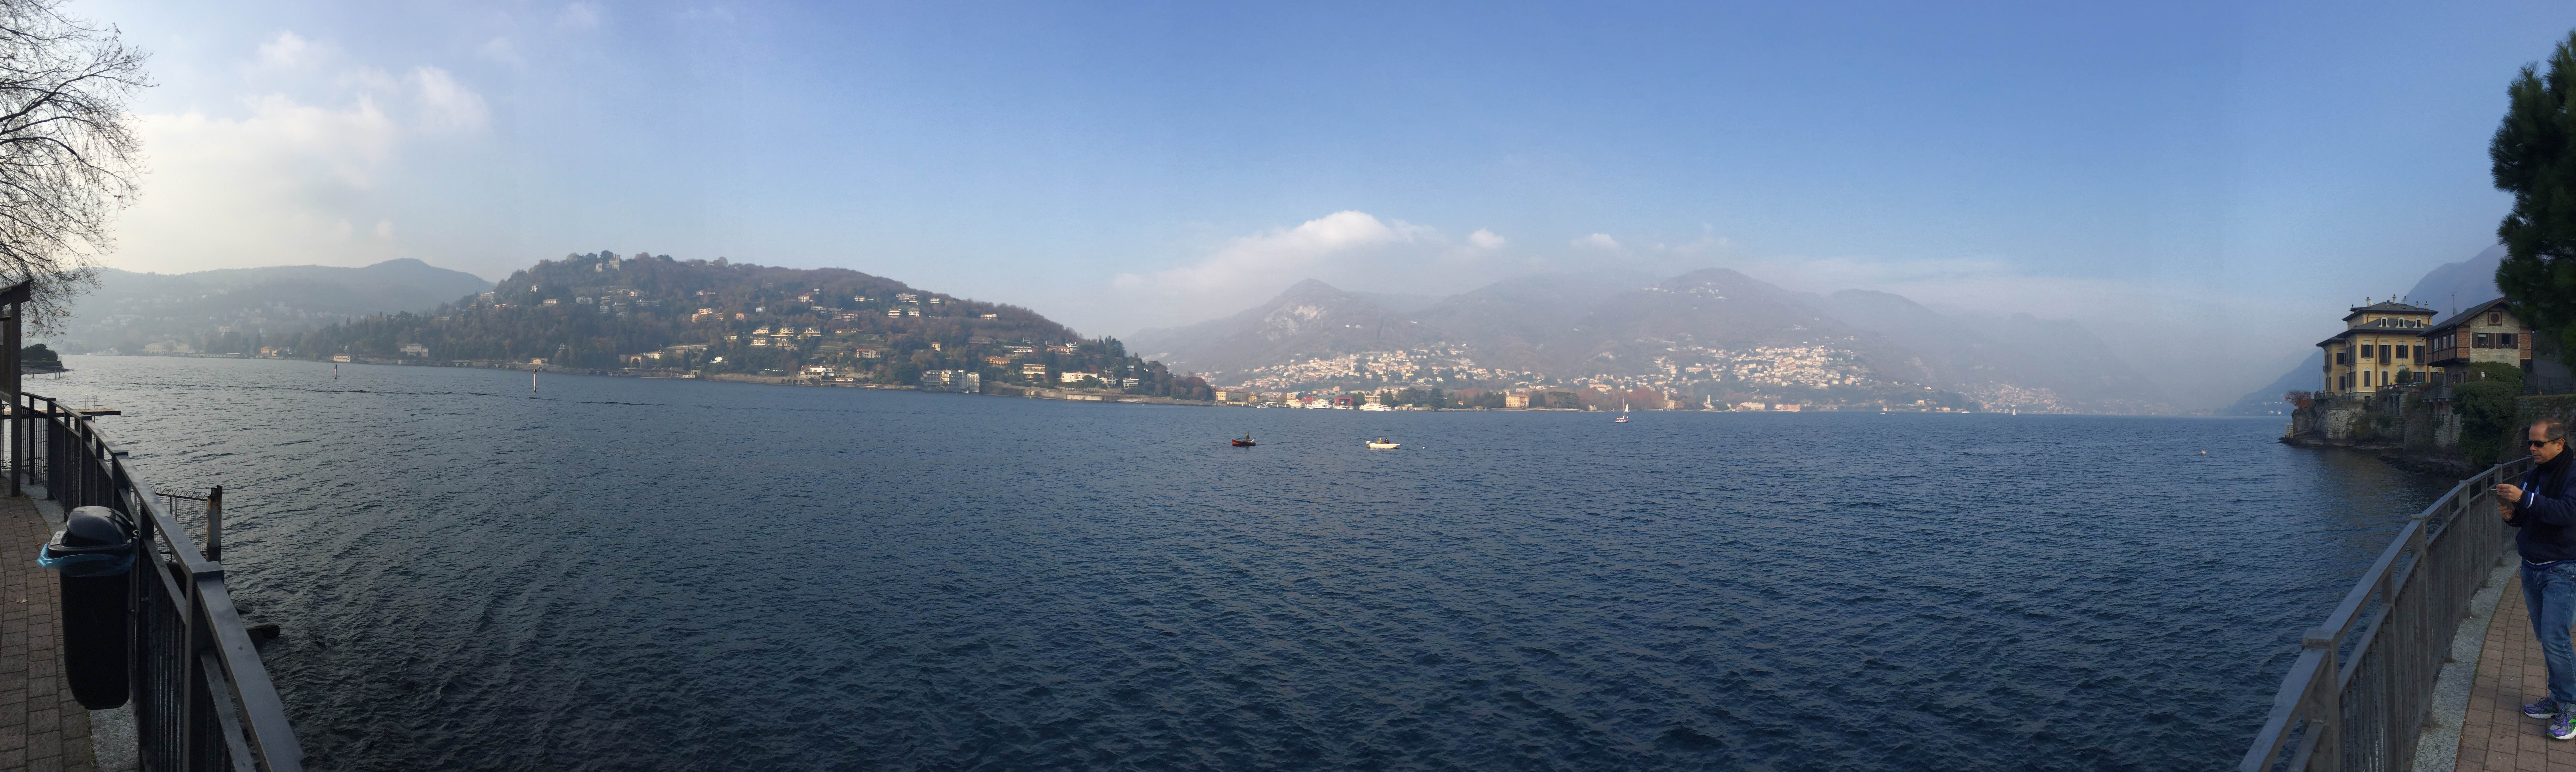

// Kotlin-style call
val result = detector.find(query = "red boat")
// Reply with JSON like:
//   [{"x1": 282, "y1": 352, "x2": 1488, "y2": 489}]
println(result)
[{"x1": 1231, "y1": 433, "x2": 1255, "y2": 447}]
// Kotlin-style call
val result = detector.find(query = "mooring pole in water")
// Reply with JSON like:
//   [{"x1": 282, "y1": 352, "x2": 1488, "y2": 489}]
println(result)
[{"x1": 207, "y1": 485, "x2": 223, "y2": 561}]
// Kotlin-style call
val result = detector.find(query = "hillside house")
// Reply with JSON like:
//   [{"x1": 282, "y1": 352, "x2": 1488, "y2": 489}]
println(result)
[
  {"x1": 2316, "y1": 299, "x2": 2437, "y2": 394},
  {"x1": 2423, "y1": 298, "x2": 2534, "y2": 385}
]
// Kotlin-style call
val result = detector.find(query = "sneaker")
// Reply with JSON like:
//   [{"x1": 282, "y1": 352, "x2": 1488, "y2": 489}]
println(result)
[
  {"x1": 2528, "y1": 698, "x2": 2560, "y2": 720},
  {"x1": 2556, "y1": 711, "x2": 2576, "y2": 741}
]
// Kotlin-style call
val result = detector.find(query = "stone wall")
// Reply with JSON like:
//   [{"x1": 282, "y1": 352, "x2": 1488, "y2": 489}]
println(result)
[
  {"x1": 2285, "y1": 389, "x2": 2475, "y2": 476},
  {"x1": 2289, "y1": 392, "x2": 2405, "y2": 446}
]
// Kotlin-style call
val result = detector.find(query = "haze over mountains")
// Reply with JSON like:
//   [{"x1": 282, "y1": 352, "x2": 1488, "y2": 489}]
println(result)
[
  {"x1": 46, "y1": 259, "x2": 492, "y2": 353},
  {"x1": 1132, "y1": 269, "x2": 2176, "y2": 414}
]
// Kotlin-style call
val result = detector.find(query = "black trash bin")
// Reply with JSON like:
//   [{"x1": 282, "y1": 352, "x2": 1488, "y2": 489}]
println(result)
[{"x1": 37, "y1": 505, "x2": 136, "y2": 709}]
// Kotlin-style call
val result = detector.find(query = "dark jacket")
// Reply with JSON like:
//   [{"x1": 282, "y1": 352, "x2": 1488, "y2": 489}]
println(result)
[{"x1": 2509, "y1": 453, "x2": 2576, "y2": 564}]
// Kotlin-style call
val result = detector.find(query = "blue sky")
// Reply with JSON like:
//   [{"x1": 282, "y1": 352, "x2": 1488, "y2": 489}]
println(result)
[{"x1": 80, "y1": 0, "x2": 2575, "y2": 407}]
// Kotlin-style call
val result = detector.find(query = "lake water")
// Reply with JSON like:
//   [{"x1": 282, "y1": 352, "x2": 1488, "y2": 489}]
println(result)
[{"x1": 34, "y1": 356, "x2": 2451, "y2": 771}]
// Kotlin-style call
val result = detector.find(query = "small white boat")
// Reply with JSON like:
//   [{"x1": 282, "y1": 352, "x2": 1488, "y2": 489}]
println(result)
[
  {"x1": 1366, "y1": 437, "x2": 1400, "y2": 450},
  {"x1": 1613, "y1": 401, "x2": 1629, "y2": 423}
]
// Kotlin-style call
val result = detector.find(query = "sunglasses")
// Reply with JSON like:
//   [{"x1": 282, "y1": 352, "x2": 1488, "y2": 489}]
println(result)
[{"x1": 2535, "y1": 439, "x2": 2564, "y2": 448}]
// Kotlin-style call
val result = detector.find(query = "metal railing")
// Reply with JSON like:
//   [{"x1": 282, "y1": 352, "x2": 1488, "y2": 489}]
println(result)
[
  {"x1": 13, "y1": 391, "x2": 302, "y2": 772},
  {"x1": 2240, "y1": 457, "x2": 2530, "y2": 772}
]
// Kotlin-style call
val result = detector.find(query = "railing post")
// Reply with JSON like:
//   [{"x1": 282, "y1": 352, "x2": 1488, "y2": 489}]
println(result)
[
  {"x1": 2304, "y1": 626, "x2": 2344, "y2": 771},
  {"x1": 6, "y1": 300, "x2": 19, "y2": 498}
]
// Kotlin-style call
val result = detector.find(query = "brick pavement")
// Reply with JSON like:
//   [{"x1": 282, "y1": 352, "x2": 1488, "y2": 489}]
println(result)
[
  {"x1": 2458, "y1": 571, "x2": 2576, "y2": 771},
  {"x1": 0, "y1": 493, "x2": 93, "y2": 772}
]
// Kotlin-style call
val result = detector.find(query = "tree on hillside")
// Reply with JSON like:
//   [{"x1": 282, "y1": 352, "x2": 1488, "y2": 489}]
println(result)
[{"x1": 2494, "y1": 30, "x2": 2576, "y2": 353}]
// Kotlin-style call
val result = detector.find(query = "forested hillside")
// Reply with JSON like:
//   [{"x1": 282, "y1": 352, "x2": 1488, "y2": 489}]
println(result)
[{"x1": 292, "y1": 251, "x2": 1209, "y2": 398}]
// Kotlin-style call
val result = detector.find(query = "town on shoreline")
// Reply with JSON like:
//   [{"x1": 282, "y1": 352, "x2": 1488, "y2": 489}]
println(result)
[{"x1": 87, "y1": 351, "x2": 1999, "y2": 413}]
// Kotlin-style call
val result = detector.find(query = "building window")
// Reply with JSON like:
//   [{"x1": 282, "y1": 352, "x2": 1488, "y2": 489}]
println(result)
[
  {"x1": 2491, "y1": 311, "x2": 2504, "y2": 325},
  {"x1": 2502, "y1": 333, "x2": 2518, "y2": 348},
  {"x1": 2477, "y1": 333, "x2": 2491, "y2": 348},
  {"x1": 2361, "y1": 345, "x2": 2373, "y2": 360},
  {"x1": 2380, "y1": 344, "x2": 2392, "y2": 362},
  {"x1": 2363, "y1": 371, "x2": 2372, "y2": 386}
]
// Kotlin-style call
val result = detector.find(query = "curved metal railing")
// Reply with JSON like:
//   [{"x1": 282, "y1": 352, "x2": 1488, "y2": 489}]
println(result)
[
  {"x1": 2240, "y1": 457, "x2": 2529, "y2": 772},
  {"x1": 16, "y1": 391, "x2": 302, "y2": 772}
]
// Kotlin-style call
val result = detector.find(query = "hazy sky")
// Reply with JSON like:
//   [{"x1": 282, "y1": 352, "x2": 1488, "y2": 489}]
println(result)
[{"x1": 77, "y1": 0, "x2": 2574, "y2": 408}]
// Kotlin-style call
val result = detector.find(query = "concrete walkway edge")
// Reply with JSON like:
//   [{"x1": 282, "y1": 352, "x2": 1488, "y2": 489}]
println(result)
[{"x1": 2414, "y1": 555, "x2": 2517, "y2": 772}]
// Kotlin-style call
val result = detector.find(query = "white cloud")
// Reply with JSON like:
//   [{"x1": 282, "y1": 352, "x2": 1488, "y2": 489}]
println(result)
[
  {"x1": 411, "y1": 67, "x2": 488, "y2": 132},
  {"x1": 1102, "y1": 211, "x2": 1535, "y2": 329},
  {"x1": 108, "y1": 43, "x2": 495, "y2": 275},
  {"x1": 477, "y1": 38, "x2": 523, "y2": 68},
  {"x1": 1573, "y1": 233, "x2": 1620, "y2": 250},
  {"x1": 1114, "y1": 210, "x2": 1426, "y2": 296},
  {"x1": 255, "y1": 31, "x2": 320, "y2": 70},
  {"x1": 557, "y1": 3, "x2": 603, "y2": 30}
]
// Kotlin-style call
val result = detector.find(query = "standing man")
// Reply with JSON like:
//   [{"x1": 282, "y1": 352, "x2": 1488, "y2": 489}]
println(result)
[{"x1": 2501, "y1": 417, "x2": 2576, "y2": 740}]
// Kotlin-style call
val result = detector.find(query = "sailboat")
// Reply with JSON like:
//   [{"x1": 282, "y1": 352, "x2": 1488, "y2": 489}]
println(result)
[{"x1": 1613, "y1": 401, "x2": 1629, "y2": 423}]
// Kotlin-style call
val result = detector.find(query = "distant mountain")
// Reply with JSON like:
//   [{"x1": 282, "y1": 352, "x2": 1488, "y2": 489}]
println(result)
[
  {"x1": 1556, "y1": 268, "x2": 1930, "y2": 383},
  {"x1": 2221, "y1": 350, "x2": 2320, "y2": 417},
  {"x1": 48, "y1": 258, "x2": 493, "y2": 353},
  {"x1": 1409, "y1": 270, "x2": 1652, "y2": 373},
  {"x1": 1811, "y1": 290, "x2": 2172, "y2": 413},
  {"x1": 1128, "y1": 279, "x2": 1438, "y2": 376},
  {"x1": 1345, "y1": 291, "x2": 1444, "y2": 315},
  {"x1": 1134, "y1": 268, "x2": 2173, "y2": 413},
  {"x1": 2406, "y1": 244, "x2": 2507, "y2": 319},
  {"x1": 2219, "y1": 244, "x2": 2504, "y2": 416}
]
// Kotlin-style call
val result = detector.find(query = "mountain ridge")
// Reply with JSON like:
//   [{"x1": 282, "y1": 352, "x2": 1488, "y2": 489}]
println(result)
[
  {"x1": 50, "y1": 258, "x2": 495, "y2": 353},
  {"x1": 1129, "y1": 269, "x2": 2174, "y2": 414}
]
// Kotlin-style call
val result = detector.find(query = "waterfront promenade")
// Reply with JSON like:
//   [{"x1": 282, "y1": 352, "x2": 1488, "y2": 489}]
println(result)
[
  {"x1": 0, "y1": 492, "x2": 96, "y2": 772},
  {"x1": 2458, "y1": 571, "x2": 2576, "y2": 771}
]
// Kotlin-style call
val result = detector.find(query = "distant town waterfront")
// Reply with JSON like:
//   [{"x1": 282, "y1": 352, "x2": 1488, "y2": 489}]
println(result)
[{"x1": 51, "y1": 355, "x2": 2446, "y2": 770}]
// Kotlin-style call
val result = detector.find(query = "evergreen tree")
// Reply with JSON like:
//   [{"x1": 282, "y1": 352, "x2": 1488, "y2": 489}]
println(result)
[{"x1": 2493, "y1": 30, "x2": 2576, "y2": 351}]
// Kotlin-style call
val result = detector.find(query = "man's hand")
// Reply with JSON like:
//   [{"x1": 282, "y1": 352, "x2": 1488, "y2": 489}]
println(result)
[{"x1": 2501, "y1": 483, "x2": 2527, "y2": 502}]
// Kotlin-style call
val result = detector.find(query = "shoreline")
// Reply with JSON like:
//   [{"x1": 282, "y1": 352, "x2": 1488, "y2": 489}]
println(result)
[{"x1": 64, "y1": 354, "x2": 2235, "y2": 416}]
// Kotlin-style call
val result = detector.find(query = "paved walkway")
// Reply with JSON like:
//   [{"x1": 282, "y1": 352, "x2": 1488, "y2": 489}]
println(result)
[
  {"x1": 0, "y1": 493, "x2": 94, "y2": 772},
  {"x1": 2458, "y1": 571, "x2": 2576, "y2": 771}
]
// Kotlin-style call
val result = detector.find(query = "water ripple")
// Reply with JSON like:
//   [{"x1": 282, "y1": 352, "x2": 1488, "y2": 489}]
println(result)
[{"x1": 37, "y1": 357, "x2": 2445, "y2": 771}]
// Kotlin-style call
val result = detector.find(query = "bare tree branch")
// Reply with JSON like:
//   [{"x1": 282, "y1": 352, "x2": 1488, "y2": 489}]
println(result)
[{"x1": 0, "y1": 0, "x2": 149, "y2": 333}]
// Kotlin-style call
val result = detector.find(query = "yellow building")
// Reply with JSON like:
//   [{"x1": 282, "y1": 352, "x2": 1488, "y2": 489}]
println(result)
[{"x1": 2316, "y1": 299, "x2": 2435, "y2": 394}]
